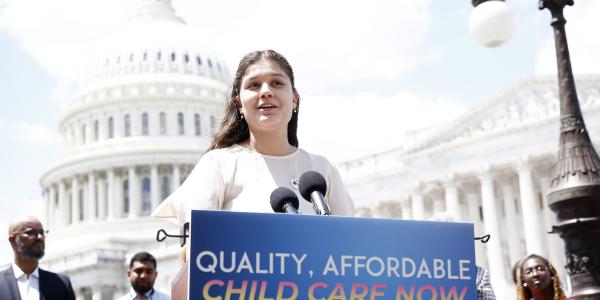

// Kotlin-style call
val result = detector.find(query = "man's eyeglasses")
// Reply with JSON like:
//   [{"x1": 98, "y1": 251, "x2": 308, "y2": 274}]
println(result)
[{"x1": 18, "y1": 229, "x2": 49, "y2": 238}]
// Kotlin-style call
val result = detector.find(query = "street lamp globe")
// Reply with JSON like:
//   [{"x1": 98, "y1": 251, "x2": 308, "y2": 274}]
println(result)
[{"x1": 469, "y1": 0, "x2": 516, "y2": 47}]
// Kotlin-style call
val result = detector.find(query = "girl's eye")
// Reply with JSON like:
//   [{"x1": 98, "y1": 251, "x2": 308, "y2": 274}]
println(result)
[{"x1": 272, "y1": 81, "x2": 284, "y2": 86}]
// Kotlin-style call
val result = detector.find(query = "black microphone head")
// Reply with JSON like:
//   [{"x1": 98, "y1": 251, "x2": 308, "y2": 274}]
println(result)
[
  {"x1": 298, "y1": 171, "x2": 327, "y2": 201},
  {"x1": 270, "y1": 187, "x2": 299, "y2": 213}
]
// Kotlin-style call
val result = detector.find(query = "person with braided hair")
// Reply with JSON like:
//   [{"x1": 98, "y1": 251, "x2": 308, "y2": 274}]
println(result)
[{"x1": 517, "y1": 254, "x2": 567, "y2": 300}]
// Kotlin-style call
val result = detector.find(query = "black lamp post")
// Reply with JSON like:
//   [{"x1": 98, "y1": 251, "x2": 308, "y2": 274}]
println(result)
[{"x1": 470, "y1": 0, "x2": 600, "y2": 298}]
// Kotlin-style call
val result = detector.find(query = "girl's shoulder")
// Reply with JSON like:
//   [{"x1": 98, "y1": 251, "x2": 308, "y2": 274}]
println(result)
[
  {"x1": 203, "y1": 144, "x2": 248, "y2": 159},
  {"x1": 297, "y1": 148, "x2": 335, "y2": 169}
]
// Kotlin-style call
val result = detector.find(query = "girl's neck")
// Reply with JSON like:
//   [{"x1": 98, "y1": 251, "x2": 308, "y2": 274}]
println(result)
[{"x1": 246, "y1": 131, "x2": 295, "y2": 156}]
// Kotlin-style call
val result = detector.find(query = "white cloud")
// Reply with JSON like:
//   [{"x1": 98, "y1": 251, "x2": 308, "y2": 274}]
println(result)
[
  {"x1": 298, "y1": 92, "x2": 466, "y2": 162},
  {"x1": 0, "y1": 121, "x2": 62, "y2": 148},
  {"x1": 535, "y1": 2, "x2": 600, "y2": 75},
  {"x1": 0, "y1": 0, "x2": 432, "y2": 95},
  {"x1": 0, "y1": 0, "x2": 135, "y2": 82}
]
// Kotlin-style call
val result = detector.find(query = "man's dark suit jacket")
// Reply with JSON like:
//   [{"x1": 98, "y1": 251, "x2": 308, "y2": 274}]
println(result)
[{"x1": 0, "y1": 265, "x2": 76, "y2": 300}]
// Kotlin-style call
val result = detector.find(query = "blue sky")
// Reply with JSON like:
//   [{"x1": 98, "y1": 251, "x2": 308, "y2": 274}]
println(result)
[{"x1": 1, "y1": 0, "x2": 599, "y2": 264}]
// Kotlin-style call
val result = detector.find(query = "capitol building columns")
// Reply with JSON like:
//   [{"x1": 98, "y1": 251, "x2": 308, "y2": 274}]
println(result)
[
  {"x1": 443, "y1": 177, "x2": 460, "y2": 219},
  {"x1": 479, "y1": 168, "x2": 507, "y2": 287},
  {"x1": 97, "y1": 176, "x2": 107, "y2": 221},
  {"x1": 171, "y1": 164, "x2": 181, "y2": 192},
  {"x1": 91, "y1": 287, "x2": 102, "y2": 300},
  {"x1": 107, "y1": 168, "x2": 117, "y2": 220},
  {"x1": 41, "y1": 163, "x2": 195, "y2": 231},
  {"x1": 48, "y1": 185, "x2": 57, "y2": 230},
  {"x1": 401, "y1": 196, "x2": 412, "y2": 220},
  {"x1": 500, "y1": 178, "x2": 522, "y2": 270},
  {"x1": 410, "y1": 185, "x2": 425, "y2": 220},
  {"x1": 87, "y1": 172, "x2": 97, "y2": 222},
  {"x1": 346, "y1": 154, "x2": 578, "y2": 296},
  {"x1": 127, "y1": 166, "x2": 139, "y2": 218},
  {"x1": 150, "y1": 164, "x2": 160, "y2": 210},
  {"x1": 516, "y1": 159, "x2": 546, "y2": 257},
  {"x1": 58, "y1": 180, "x2": 68, "y2": 227},
  {"x1": 465, "y1": 191, "x2": 486, "y2": 268}
]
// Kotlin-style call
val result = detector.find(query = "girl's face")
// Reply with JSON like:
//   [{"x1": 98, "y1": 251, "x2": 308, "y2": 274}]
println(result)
[
  {"x1": 521, "y1": 257, "x2": 552, "y2": 292},
  {"x1": 238, "y1": 59, "x2": 297, "y2": 137}
]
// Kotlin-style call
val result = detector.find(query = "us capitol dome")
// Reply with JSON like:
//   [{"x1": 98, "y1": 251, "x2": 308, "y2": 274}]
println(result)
[{"x1": 38, "y1": 0, "x2": 230, "y2": 298}]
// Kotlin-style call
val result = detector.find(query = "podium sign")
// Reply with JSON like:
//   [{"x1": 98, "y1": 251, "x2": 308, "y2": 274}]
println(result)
[{"x1": 190, "y1": 210, "x2": 477, "y2": 300}]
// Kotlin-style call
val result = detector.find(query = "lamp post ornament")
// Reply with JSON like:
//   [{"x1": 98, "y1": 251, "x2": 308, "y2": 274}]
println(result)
[
  {"x1": 471, "y1": 0, "x2": 600, "y2": 298},
  {"x1": 541, "y1": 1, "x2": 600, "y2": 299}
]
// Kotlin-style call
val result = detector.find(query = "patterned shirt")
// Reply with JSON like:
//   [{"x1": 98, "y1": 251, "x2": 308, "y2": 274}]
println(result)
[{"x1": 477, "y1": 266, "x2": 496, "y2": 300}]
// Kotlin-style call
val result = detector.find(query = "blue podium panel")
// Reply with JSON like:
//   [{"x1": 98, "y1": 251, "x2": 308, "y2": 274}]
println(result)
[{"x1": 190, "y1": 210, "x2": 477, "y2": 300}]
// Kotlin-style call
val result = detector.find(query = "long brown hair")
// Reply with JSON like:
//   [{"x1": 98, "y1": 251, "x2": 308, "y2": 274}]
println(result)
[
  {"x1": 208, "y1": 50, "x2": 299, "y2": 150},
  {"x1": 516, "y1": 254, "x2": 567, "y2": 300}
]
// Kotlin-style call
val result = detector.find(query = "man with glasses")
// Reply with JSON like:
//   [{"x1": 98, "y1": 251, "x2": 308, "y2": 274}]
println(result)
[{"x1": 0, "y1": 216, "x2": 75, "y2": 300}]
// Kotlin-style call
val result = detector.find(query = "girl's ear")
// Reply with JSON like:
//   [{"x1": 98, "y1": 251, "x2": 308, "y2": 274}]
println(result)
[{"x1": 293, "y1": 90, "x2": 300, "y2": 107}]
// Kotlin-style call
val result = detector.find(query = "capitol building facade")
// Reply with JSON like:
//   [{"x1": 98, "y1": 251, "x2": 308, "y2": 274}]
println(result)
[
  {"x1": 339, "y1": 75, "x2": 600, "y2": 298},
  {"x1": 38, "y1": 0, "x2": 230, "y2": 298},
  {"x1": 31, "y1": 0, "x2": 600, "y2": 299}
]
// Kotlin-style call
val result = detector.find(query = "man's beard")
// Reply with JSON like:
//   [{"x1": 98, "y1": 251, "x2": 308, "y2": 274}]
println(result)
[
  {"x1": 17, "y1": 240, "x2": 45, "y2": 260},
  {"x1": 131, "y1": 281, "x2": 153, "y2": 295}
]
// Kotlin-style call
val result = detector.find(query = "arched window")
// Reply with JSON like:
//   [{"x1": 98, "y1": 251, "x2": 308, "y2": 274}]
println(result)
[
  {"x1": 81, "y1": 124, "x2": 86, "y2": 145},
  {"x1": 124, "y1": 114, "x2": 131, "y2": 137},
  {"x1": 161, "y1": 176, "x2": 170, "y2": 201},
  {"x1": 123, "y1": 179, "x2": 129, "y2": 215},
  {"x1": 157, "y1": 51, "x2": 162, "y2": 61},
  {"x1": 94, "y1": 184, "x2": 99, "y2": 218},
  {"x1": 160, "y1": 112, "x2": 167, "y2": 135},
  {"x1": 177, "y1": 112, "x2": 184, "y2": 135},
  {"x1": 53, "y1": 196, "x2": 59, "y2": 226},
  {"x1": 78, "y1": 189, "x2": 84, "y2": 221},
  {"x1": 70, "y1": 128, "x2": 75, "y2": 147},
  {"x1": 143, "y1": 51, "x2": 148, "y2": 61},
  {"x1": 194, "y1": 114, "x2": 201, "y2": 136},
  {"x1": 142, "y1": 113, "x2": 149, "y2": 136},
  {"x1": 208, "y1": 58, "x2": 213, "y2": 68},
  {"x1": 129, "y1": 53, "x2": 134, "y2": 62},
  {"x1": 94, "y1": 120, "x2": 99, "y2": 141},
  {"x1": 196, "y1": 56, "x2": 202, "y2": 65},
  {"x1": 67, "y1": 194, "x2": 72, "y2": 224},
  {"x1": 184, "y1": 54, "x2": 190, "y2": 63},
  {"x1": 142, "y1": 177, "x2": 151, "y2": 214},
  {"x1": 171, "y1": 52, "x2": 176, "y2": 62},
  {"x1": 116, "y1": 56, "x2": 120, "y2": 64},
  {"x1": 108, "y1": 117, "x2": 114, "y2": 138}
]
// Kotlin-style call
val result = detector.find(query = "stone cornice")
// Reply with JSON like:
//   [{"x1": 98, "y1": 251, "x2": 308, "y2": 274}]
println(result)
[
  {"x1": 61, "y1": 77, "x2": 227, "y2": 124},
  {"x1": 39, "y1": 137, "x2": 208, "y2": 186},
  {"x1": 340, "y1": 74, "x2": 600, "y2": 187}
]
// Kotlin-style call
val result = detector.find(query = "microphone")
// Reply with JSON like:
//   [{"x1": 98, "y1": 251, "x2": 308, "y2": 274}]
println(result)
[
  {"x1": 298, "y1": 171, "x2": 331, "y2": 215},
  {"x1": 270, "y1": 187, "x2": 300, "y2": 214}
]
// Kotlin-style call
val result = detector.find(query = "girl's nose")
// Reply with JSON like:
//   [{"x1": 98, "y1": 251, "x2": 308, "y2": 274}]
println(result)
[{"x1": 259, "y1": 83, "x2": 273, "y2": 98}]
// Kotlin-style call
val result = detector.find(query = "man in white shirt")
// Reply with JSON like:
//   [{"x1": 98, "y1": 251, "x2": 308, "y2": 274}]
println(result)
[
  {"x1": 117, "y1": 252, "x2": 170, "y2": 300},
  {"x1": 0, "y1": 216, "x2": 75, "y2": 300}
]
